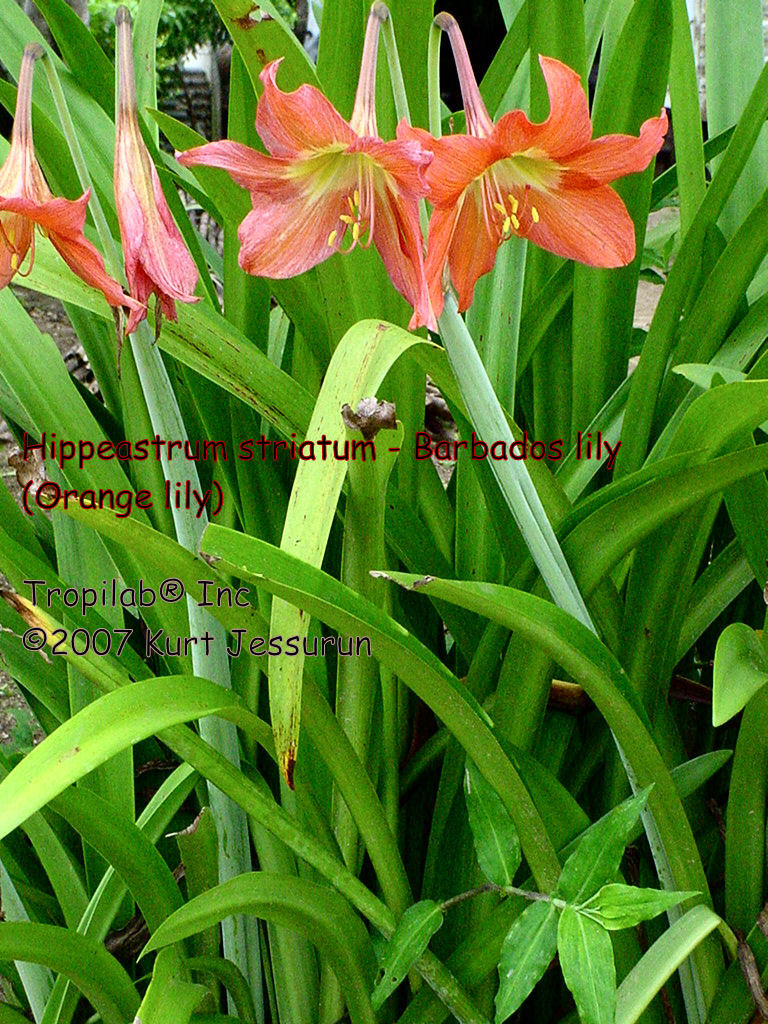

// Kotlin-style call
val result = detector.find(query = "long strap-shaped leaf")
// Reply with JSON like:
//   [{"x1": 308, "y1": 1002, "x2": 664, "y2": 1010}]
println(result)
[
  {"x1": 269, "y1": 320, "x2": 436, "y2": 784},
  {"x1": 204, "y1": 523, "x2": 562, "y2": 891},
  {"x1": 143, "y1": 873, "x2": 378, "y2": 1024},
  {"x1": 367, "y1": 573, "x2": 723, "y2": 1005},
  {"x1": 0, "y1": 924, "x2": 139, "y2": 1024}
]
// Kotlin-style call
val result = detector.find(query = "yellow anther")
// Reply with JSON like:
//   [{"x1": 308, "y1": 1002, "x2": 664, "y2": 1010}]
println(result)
[
  {"x1": 508, "y1": 195, "x2": 518, "y2": 214},
  {"x1": 354, "y1": 189, "x2": 360, "y2": 207},
  {"x1": 328, "y1": 229, "x2": 338, "y2": 247},
  {"x1": 493, "y1": 201, "x2": 507, "y2": 216},
  {"x1": 347, "y1": 195, "x2": 355, "y2": 214},
  {"x1": 531, "y1": 206, "x2": 540, "y2": 223},
  {"x1": 352, "y1": 221, "x2": 360, "y2": 242},
  {"x1": 510, "y1": 214, "x2": 520, "y2": 230},
  {"x1": 502, "y1": 216, "x2": 511, "y2": 235},
  {"x1": 10, "y1": 252, "x2": 19, "y2": 271},
  {"x1": 7, "y1": 227, "x2": 15, "y2": 246},
  {"x1": 339, "y1": 214, "x2": 355, "y2": 225}
]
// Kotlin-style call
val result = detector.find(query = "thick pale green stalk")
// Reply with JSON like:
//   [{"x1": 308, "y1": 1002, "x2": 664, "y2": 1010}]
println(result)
[
  {"x1": 439, "y1": 296, "x2": 593, "y2": 628},
  {"x1": 378, "y1": 4, "x2": 410, "y2": 123},
  {"x1": 333, "y1": 439, "x2": 401, "y2": 871},
  {"x1": 428, "y1": 22, "x2": 715, "y2": 1016}
]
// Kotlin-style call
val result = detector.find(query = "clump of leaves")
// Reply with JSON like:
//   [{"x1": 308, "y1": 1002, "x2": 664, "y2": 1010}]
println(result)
[{"x1": 373, "y1": 772, "x2": 698, "y2": 1024}]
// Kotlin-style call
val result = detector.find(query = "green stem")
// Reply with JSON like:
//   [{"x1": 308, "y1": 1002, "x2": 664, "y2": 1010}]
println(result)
[
  {"x1": 438, "y1": 296, "x2": 593, "y2": 629},
  {"x1": 333, "y1": 442, "x2": 397, "y2": 871},
  {"x1": 378, "y1": 4, "x2": 410, "y2": 123}
]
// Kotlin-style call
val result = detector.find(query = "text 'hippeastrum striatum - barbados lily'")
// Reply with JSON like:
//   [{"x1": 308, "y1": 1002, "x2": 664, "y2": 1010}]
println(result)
[
  {"x1": 115, "y1": 5, "x2": 199, "y2": 335},
  {"x1": 177, "y1": 2, "x2": 436, "y2": 331},
  {"x1": 0, "y1": 43, "x2": 134, "y2": 310},
  {"x1": 410, "y1": 13, "x2": 669, "y2": 323}
]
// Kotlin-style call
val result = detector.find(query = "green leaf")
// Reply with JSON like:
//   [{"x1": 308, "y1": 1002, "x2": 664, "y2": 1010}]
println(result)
[
  {"x1": 0, "y1": 923, "x2": 139, "y2": 1024},
  {"x1": 209, "y1": 0, "x2": 319, "y2": 98},
  {"x1": 571, "y1": 0, "x2": 672, "y2": 431},
  {"x1": 712, "y1": 622, "x2": 768, "y2": 726},
  {"x1": 371, "y1": 901, "x2": 444, "y2": 1011},
  {"x1": 0, "y1": 676, "x2": 244, "y2": 843},
  {"x1": 464, "y1": 758, "x2": 522, "y2": 888},
  {"x1": 143, "y1": 873, "x2": 378, "y2": 1024},
  {"x1": 29, "y1": 0, "x2": 114, "y2": 115},
  {"x1": 134, "y1": 949, "x2": 207, "y2": 1024},
  {"x1": 668, "y1": 0, "x2": 706, "y2": 233},
  {"x1": 704, "y1": 0, "x2": 768, "y2": 240},
  {"x1": 579, "y1": 883, "x2": 698, "y2": 930},
  {"x1": 201, "y1": 524, "x2": 562, "y2": 891},
  {"x1": 268, "y1": 319, "x2": 435, "y2": 782},
  {"x1": 495, "y1": 900, "x2": 558, "y2": 1022},
  {"x1": 556, "y1": 791, "x2": 650, "y2": 902},
  {"x1": 615, "y1": 906, "x2": 721, "y2": 1024},
  {"x1": 620, "y1": 57, "x2": 768, "y2": 474},
  {"x1": 725, "y1": 684, "x2": 768, "y2": 934},
  {"x1": 558, "y1": 906, "x2": 616, "y2": 1024}
]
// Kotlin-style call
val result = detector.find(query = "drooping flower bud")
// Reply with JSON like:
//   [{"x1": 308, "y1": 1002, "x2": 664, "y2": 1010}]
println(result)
[
  {"x1": 115, "y1": 5, "x2": 199, "y2": 334},
  {"x1": 0, "y1": 43, "x2": 135, "y2": 312}
]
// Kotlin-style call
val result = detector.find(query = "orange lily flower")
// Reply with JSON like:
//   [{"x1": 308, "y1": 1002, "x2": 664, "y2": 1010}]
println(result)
[
  {"x1": 410, "y1": 13, "x2": 668, "y2": 322},
  {"x1": 177, "y1": 3, "x2": 435, "y2": 331},
  {"x1": 0, "y1": 43, "x2": 134, "y2": 310},
  {"x1": 115, "y1": 6, "x2": 199, "y2": 334}
]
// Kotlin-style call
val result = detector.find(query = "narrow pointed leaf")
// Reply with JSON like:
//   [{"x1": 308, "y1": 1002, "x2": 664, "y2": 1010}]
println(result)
[
  {"x1": 580, "y1": 883, "x2": 699, "y2": 930},
  {"x1": 464, "y1": 758, "x2": 521, "y2": 887},
  {"x1": 371, "y1": 901, "x2": 444, "y2": 1011},
  {"x1": 558, "y1": 906, "x2": 616, "y2": 1024},
  {"x1": 495, "y1": 900, "x2": 558, "y2": 1022},
  {"x1": 556, "y1": 791, "x2": 651, "y2": 902}
]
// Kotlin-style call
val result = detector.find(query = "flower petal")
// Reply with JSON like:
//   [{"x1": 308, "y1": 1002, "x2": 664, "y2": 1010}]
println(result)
[
  {"x1": 176, "y1": 140, "x2": 289, "y2": 193},
  {"x1": 563, "y1": 110, "x2": 669, "y2": 184},
  {"x1": 494, "y1": 56, "x2": 592, "y2": 159},
  {"x1": 419, "y1": 203, "x2": 459, "y2": 322},
  {"x1": 0, "y1": 212, "x2": 34, "y2": 288},
  {"x1": 257, "y1": 60, "x2": 356, "y2": 158},
  {"x1": 520, "y1": 183, "x2": 637, "y2": 267},
  {"x1": 0, "y1": 191, "x2": 135, "y2": 307},
  {"x1": 416, "y1": 131, "x2": 498, "y2": 206},
  {"x1": 370, "y1": 181, "x2": 435, "y2": 331},
  {"x1": 237, "y1": 178, "x2": 342, "y2": 278},
  {"x1": 445, "y1": 181, "x2": 500, "y2": 310},
  {"x1": 363, "y1": 126, "x2": 432, "y2": 200},
  {"x1": 117, "y1": 158, "x2": 199, "y2": 327}
]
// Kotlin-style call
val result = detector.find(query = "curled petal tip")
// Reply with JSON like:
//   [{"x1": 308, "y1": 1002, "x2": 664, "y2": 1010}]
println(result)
[
  {"x1": 115, "y1": 5, "x2": 132, "y2": 26},
  {"x1": 23, "y1": 43, "x2": 44, "y2": 62},
  {"x1": 259, "y1": 57, "x2": 284, "y2": 87}
]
